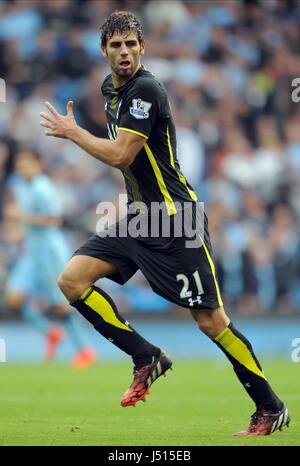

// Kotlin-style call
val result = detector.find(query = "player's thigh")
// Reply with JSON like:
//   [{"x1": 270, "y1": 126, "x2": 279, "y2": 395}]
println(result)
[
  {"x1": 70, "y1": 232, "x2": 139, "y2": 287},
  {"x1": 60, "y1": 254, "x2": 118, "y2": 286},
  {"x1": 136, "y1": 236, "x2": 222, "y2": 310}
]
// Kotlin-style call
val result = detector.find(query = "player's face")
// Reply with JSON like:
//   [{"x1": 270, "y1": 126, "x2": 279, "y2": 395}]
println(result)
[
  {"x1": 102, "y1": 32, "x2": 145, "y2": 84},
  {"x1": 15, "y1": 153, "x2": 41, "y2": 180}
]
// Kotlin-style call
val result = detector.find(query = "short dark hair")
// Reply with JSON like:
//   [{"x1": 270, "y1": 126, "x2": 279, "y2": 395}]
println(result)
[{"x1": 100, "y1": 11, "x2": 144, "y2": 47}]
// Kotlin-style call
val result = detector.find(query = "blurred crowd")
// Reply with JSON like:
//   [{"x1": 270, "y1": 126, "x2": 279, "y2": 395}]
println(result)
[{"x1": 1, "y1": 0, "x2": 300, "y2": 316}]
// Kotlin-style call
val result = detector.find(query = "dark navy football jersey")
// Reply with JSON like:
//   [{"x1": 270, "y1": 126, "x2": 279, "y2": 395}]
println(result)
[{"x1": 101, "y1": 66, "x2": 198, "y2": 215}]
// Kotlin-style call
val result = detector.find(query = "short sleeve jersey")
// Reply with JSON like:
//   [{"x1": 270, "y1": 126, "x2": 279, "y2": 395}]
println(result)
[
  {"x1": 8, "y1": 174, "x2": 66, "y2": 252},
  {"x1": 9, "y1": 174, "x2": 62, "y2": 217},
  {"x1": 101, "y1": 66, "x2": 198, "y2": 215}
]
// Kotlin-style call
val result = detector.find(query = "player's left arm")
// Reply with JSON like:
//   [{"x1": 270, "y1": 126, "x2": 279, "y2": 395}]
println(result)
[
  {"x1": 21, "y1": 214, "x2": 62, "y2": 226},
  {"x1": 5, "y1": 179, "x2": 63, "y2": 227},
  {"x1": 5, "y1": 205, "x2": 62, "y2": 226},
  {"x1": 40, "y1": 101, "x2": 145, "y2": 169}
]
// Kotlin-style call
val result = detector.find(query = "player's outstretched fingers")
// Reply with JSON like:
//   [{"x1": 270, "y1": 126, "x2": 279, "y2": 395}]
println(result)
[
  {"x1": 40, "y1": 112, "x2": 54, "y2": 122},
  {"x1": 44, "y1": 101, "x2": 59, "y2": 116},
  {"x1": 67, "y1": 101, "x2": 74, "y2": 115}
]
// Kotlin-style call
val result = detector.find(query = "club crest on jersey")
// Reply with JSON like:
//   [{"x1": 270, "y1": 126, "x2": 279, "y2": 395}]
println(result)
[{"x1": 130, "y1": 98, "x2": 152, "y2": 119}]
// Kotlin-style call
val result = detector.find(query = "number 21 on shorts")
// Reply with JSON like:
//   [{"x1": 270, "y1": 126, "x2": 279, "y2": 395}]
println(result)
[{"x1": 176, "y1": 270, "x2": 203, "y2": 306}]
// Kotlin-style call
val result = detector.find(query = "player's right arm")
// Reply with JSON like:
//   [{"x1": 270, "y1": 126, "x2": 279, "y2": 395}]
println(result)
[
  {"x1": 67, "y1": 123, "x2": 145, "y2": 169},
  {"x1": 40, "y1": 101, "x2": 145, "y2": 169}
]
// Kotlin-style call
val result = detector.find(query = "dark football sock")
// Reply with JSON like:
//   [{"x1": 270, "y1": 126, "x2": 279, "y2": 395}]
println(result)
[
  {"x1": 72, "y1": 285, "x2": 160, "y2": 368},
  {"x1": 213, "y1": 322, "x2": 283, "y2": 413}
]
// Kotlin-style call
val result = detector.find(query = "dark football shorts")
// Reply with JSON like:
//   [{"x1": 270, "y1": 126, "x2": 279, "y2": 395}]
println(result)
[{"x1": 73, "y1": 206, "x2": 223, "y2": 310}]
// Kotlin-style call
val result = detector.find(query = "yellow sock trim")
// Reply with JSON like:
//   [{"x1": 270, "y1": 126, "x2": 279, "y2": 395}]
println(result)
[
  {"x1": 84, "y1": 290, "x2": 132, "y2": 332},
  {"x1": 79, "y1": 287, "x2": 93, "y2": 301},
  {"x1": 215, "y1": 326, "x2": 267, "y2": 380}
]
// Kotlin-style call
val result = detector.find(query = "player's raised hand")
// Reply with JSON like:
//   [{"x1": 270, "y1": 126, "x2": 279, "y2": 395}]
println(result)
[{"x1": 40, "y1": 100, "x2": 77, "y2": 138}]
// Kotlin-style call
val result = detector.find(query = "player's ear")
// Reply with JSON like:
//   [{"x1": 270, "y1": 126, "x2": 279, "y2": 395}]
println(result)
[
  {"x1": 140, "y1": 40, "x2": 146, "y2": 56},
  {"x1": 101, "y1": 45, "x2": 107, "y2": 57}
]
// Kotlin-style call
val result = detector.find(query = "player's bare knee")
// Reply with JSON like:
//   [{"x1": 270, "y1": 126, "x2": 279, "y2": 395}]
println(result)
[
  {"x1": 58, "y1": 270, "x2": 91, "y2": 303},
  {"x1": 196, "y1": 318, "x2": 217, "y2": 337},
  {"x1": 57, "y1": 271, "x2": 77, "y2": 300},
  {"x1": 191, "y1": 306, "x2": 230, "y2": 338}
]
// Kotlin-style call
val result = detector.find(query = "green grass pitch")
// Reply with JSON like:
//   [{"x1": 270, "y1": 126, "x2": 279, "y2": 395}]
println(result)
[{"x1": 0, "y1": 360, "x2": 299, "y2": 446}]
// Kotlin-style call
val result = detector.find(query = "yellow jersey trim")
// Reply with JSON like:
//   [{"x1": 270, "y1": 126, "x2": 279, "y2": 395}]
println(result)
[
  {"x1": 167, "y1": 125, "x2": 198, "y2": 202},
  {"x1": 167, "y1": 125, "x2": 176, "y2": 168},
  {"x1": 118, "y1": 127, "x2": 148, "y2": 140},
  {"x1": 200, "y1": 236, "x2": 223, "y2": 307},
  {"x1": 144, "y1": 142, "x2": 177, "y2": 216}
]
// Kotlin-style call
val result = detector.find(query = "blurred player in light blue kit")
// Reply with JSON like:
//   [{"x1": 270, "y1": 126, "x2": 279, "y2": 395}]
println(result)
[{"x1": 5, "y1": 149, "x2": 96, "y2": 368}]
